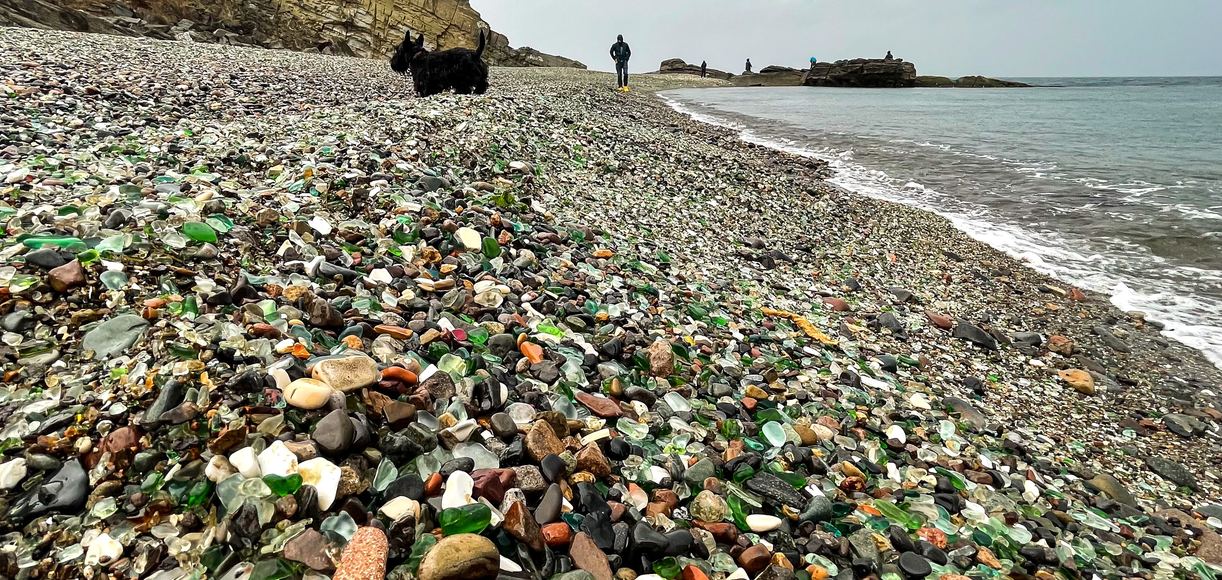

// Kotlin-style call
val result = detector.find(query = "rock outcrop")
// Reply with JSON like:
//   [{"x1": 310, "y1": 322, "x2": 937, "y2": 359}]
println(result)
[
  {"x1": 657, "y1": 58, "x2": 733, "y2": 81},
  {"x1": 916, "y1": 75, "x2": 1029, "y2": 88},
  {"x1": 0, "y1": 0, "x2": 585, "y2": 68},
  {"x1": 729, "y1": 66, "x2": 807, "y2": 87},
  {"x1": 804, "y1": 59, "x2": 918, "y2": 88}
]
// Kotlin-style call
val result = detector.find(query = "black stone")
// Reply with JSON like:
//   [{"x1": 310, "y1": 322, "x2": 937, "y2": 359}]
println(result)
[
  {"x1": 898, "y1": 552, "x2": 931, "y2": 578},
  {"x1": 23, "y1": 248, "x2": 69, "y2": 270},
  {"x1": 384, "y1": 474, "x2": 425, "y2": 501},
  {"x1": 312, "y1": 409, "x2": 354, "y2": 455},
  {"x1": 440, "y1": 457, "x2": 475, "y2": 477},
  {"x1": 145, "y1": 380, "x2": 187, "y2": 424},
  {"x1": 952, "y1": 321, "x2": 998, "y2": 351},
  {"x1": 631, "y1": 522, "x2": 668, "y2": 553},
  {"x1": 576, "y1": 483, "x2": 609, "y2": 516},
  {"x1": 746, "y1": 472, "x2": 807, "y2": 509},
  {"x1": 535, "y1": 483, "x2": 562, "y2": 524},
  {"x1": 662, "y1": 530, "x2": 695, "y2": 557},
  {"x1": 606, "y1": 438, "x2": 631, "y2": 461},
  {"x1": 541, "y1": 454, "x2": 566, "y2": 482}
]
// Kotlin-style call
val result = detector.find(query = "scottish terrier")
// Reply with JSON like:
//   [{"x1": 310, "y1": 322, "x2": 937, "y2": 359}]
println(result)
[{"x1": 390, "y1": 30, "x2": 489, "y2": 97}]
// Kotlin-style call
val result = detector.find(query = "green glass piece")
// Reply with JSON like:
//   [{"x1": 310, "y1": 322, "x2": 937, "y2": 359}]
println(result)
[
  {"x1": 427, "y1": 341, "x2": 451, "y2": 361},
  {"x1": 743, "y1": 437, "x2": 766, "y2": 452},
  {"x1": 561, "y1": 512, "x2": 585, "y2": 529},
  {"x1": 771, "y1": 470, "x2": 807, "y2": 489},
  {"x1": 732, "y1": 464, "x2": 755, "y2": 484},
  {"x1": 439, "y1": 503, "x2": 492, "y2": 535},
  {"x1": 720, "y1": 419, "x2": 742, "y2": 439},
  {"x1": 727, "y1": 494, "x2": 749, "y2": 531},
  {"x1": 200, "y1": 545, "x2": 229, "y2": 574},
  {"x1": 141, "y1": 471, "x2": 165, "y2": 493},
  {"x1": 407, "y1": 534, "x2": 437, "y2": 572},
  {"x1": 76, "y1": 249, "x2": 99, "y2": 265},
  {"x1": 21, "y1": 235, "x2": 87, "y2": 251},
  {"x1": 437, "y1": 353, "x2": 466, "y2": 376},
  {"x1": 831, "y1": 502, "x2": 857, "y2": 518},
  {"x1": 262, "y1": 473, "x2": 302, "y2": 497},
  {"x1": 373, "y1": 459, "x2": 398, "y2": 493},
  {"x1": 468, "y1": 327, "x2": 490, "y2": 346},
  {"x1": 935, "y1": 467, "x2": 966, "y2": 491},
  {"x1": 762, "y1": 422, "x2": 786, "y2": 447},
  {"x1": 755, "y1": 408, "x2": 788, "y2": 423},
  {"x1": 206, "y1": 214, "x2": 235, "y2": 233},
  {"x1": 874, "y1": 501, "x2": 922, "y2": 532},
  {"x1": 321, "y1": 512, "x2": 358, "y2": 542},
  {"x1": 186, "y1": 480, "x2": 213, "y2": 507},
  {"x1": 617, "y1": 417, "x2": 650, "y2": 440},
  {"x1": 482, "y1": 236, "x2": 502, "y2": 259},
  {"x1": 248, "y1": 558, "x2": 295, "y2": 580},
  {"x1": 653, "y1": 557, "x2": 681, "y2": 579},
  {"x1": 181, "y1": 221, "x2": 218, "y2": 243},
  {"x1": 100, "y1": 271, "x2": 129, "y2": 290},
  {"x1": 538, "y1": 323, "x2": 565, "y2": 338}
]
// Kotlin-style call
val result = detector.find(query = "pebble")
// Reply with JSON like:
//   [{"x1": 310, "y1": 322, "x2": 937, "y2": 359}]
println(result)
[
  {"x1": 284, "y1": 378, "x2": 336, "y2": 409},
  {"x1": 333, "y1": 527, "x2": 388, "y2": 580},
  {"x1": 418, "y1": 534, "x2": 500, "y2": 580}
]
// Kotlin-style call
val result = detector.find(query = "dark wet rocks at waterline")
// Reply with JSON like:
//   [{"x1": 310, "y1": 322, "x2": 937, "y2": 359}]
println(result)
[{"x1": 2, "y1": 27, "x2": 1222, "y2": 580}]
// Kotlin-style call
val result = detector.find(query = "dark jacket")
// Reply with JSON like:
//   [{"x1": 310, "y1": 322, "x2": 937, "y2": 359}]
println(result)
[{"x1": 610, "y1": 41, "x2": 631, "y2": 63}]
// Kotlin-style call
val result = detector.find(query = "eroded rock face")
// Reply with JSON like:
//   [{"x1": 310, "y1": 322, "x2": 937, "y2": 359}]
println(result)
[
  {"x1": 805, "y1": 58, "x2": 919, "y2": 88},
  {"x1": 3, "y1": 0, "x2": 584, "y2": 67}
]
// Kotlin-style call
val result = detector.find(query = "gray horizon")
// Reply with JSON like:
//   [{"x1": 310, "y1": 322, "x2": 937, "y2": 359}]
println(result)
[{"x1": 473, "y1": 0, "x2": 1222, "y2": 78}]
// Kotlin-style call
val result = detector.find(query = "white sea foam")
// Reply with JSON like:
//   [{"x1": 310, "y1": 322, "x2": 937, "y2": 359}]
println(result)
[{"x1": 659, "y1": 92, "x2": 1222, "y2": 369}]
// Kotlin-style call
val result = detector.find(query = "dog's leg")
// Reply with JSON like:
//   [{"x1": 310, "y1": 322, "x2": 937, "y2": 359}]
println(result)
[{"x1": 474, "y1": 77, "x2": 488, "y2": 94}]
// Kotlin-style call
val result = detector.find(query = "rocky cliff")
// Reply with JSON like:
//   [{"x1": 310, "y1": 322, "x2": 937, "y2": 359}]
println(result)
[
  {"x1": 0, "y1": 0, "x2": 585, "y2": 68},
  {"x1": 657, "y1": 58, "x2": 734, "y2": 81},
  {"x1": 804, "y1": 59, "x2": 918, "y2": 88}
]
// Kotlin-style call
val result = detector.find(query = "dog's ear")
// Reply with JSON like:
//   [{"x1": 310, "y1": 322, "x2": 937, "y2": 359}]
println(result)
[
  {"x1": 403, "y1": 30, "x2": 412, "y2": 44},
  {"x1": 416, "y1": 34, "x2": 426, "y2": 49}
]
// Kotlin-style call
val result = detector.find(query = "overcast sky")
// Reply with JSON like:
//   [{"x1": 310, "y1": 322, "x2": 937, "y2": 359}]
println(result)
[{"x1": 472, "y1": 0, "x2": 1222, "y2": 78}]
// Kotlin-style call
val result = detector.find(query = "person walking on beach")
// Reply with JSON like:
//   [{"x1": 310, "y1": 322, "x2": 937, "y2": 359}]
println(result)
[
  {"x1": 744, "y1": 58, "x2": 752, "y2": 73},
  {"x1": 700, "y1": 61, "x2": 707, "y2": 78},
  {"x1": 610, "y1": 35, "x2": 632, "y2": 90}
]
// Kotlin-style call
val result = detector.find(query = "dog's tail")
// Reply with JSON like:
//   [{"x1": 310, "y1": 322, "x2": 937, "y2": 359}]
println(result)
[{"x1": 475, "y1": 30, "x2": 486, "y2": 59}]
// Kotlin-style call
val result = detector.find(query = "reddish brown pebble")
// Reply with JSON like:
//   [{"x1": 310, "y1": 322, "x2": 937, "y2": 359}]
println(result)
[
  {"x1": 333, "y1": 527, "x2": 388, "y2": 580},
  {"x1": 382, "y1": 366, "x2": 418, "y2": 384},
  {"x1": 542, "y1": 522, "x2": 572, "y2": 546},
  {"x1": 374, "y1": 324, "x2": 414, "y2": 340},
  {"x1": 424, "y1": 472, "x2": 443, "y2": 496},
  {"x1": 822, "y1": 297, "x2": 850, "y2": 312}
]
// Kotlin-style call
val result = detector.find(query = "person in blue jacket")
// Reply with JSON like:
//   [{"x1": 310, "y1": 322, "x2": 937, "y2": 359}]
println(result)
[{"x1": 610, "y1": 35, "x2": 632, "y2": 89}]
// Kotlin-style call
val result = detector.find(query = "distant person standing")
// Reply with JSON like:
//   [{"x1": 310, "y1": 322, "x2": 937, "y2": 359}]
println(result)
[
  {"x1": 610, "y1": 34, "x2": 632, "y2": 89},
  {"x1": 701, "y1": 61, "x2": 707, "y2": 78},
  {"x1": 809, "y1": 56, "x2": 817, "y2": 69},
  {"x1": 745, "y1": 58, "x2": 752, "y2": 73},
  {"x1": 884, "y1": 50, "x2": 894, "y2": 61}
]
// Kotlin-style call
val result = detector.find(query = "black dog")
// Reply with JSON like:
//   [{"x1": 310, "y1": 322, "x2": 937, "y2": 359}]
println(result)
[{"x1": 390, "y1": 30, "x2": 489, "y2": 97}]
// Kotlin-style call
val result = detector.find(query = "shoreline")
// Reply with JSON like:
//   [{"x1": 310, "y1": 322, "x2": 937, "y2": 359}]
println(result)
[
  {"x1": 654, "y1": 88, "x2": 1222, "y2": 371},
  {"x1": 2, "y1": 28, "x2": 1221, "y2": 577}
]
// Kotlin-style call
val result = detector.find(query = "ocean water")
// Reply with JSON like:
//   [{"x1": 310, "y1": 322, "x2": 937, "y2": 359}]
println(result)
[{"x1": 662, "y1": 78, "x2": 1222, "y2": 368}]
